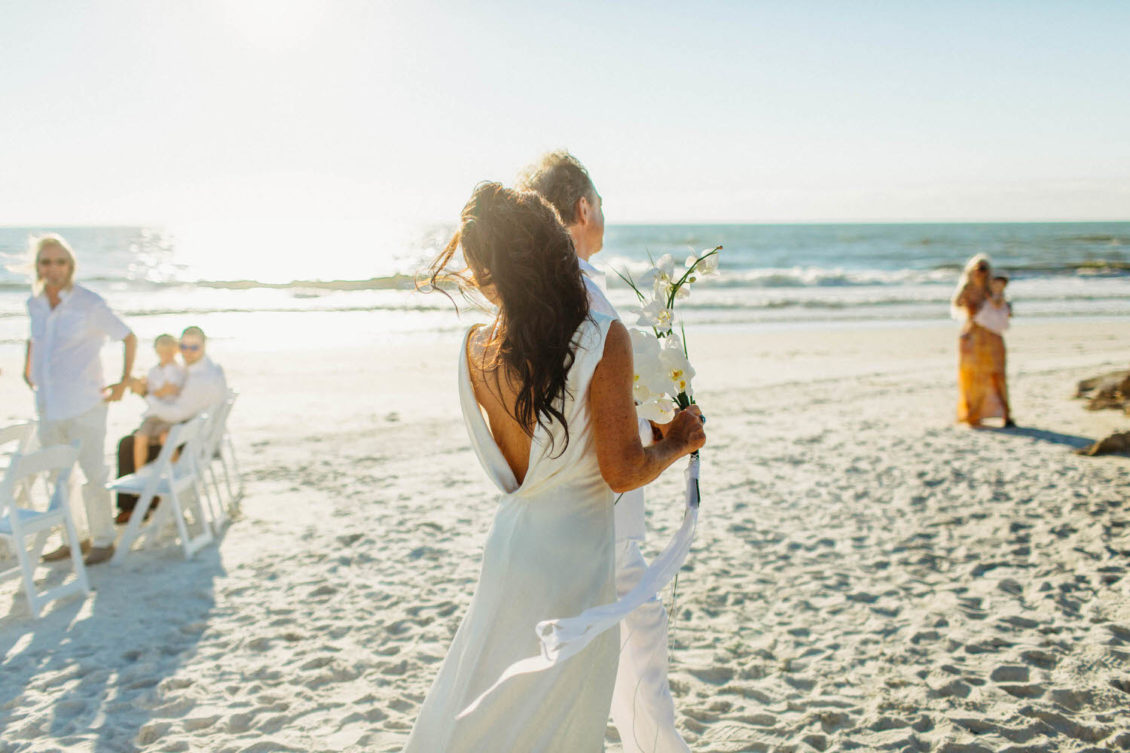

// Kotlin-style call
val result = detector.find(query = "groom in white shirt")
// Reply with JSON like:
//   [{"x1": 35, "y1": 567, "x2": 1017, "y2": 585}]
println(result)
[{"x1": 519, "y1": 152, "x2": 691, "y2": 753}]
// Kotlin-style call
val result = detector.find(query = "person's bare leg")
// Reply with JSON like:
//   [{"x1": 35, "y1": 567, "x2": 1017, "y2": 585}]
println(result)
[{"x1": 133, "y1": 431, "x2": 150, "y2": 471}]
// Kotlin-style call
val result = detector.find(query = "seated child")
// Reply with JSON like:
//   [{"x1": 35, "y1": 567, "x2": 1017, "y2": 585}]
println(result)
[{"x1": 133, "y1": 334, "x2": 187, "y2": 471}]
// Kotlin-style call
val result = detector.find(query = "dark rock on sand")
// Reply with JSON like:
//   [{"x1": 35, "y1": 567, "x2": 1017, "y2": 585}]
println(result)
[
  {"x1": 1075, "y1": 431, "x2": 1130, "y2": 457},
  {"x1": 1075, "y1": 369, "x2": 1130, "y2": 412}
]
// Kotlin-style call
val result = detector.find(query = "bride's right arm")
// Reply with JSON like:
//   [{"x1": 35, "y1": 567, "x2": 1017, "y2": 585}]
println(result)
[{"x1": 590, "y1": 320, "x2": 706, "y2": 493}]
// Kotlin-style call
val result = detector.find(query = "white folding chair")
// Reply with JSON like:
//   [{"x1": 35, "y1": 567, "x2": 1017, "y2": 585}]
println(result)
[
  {"x1": 0, "y1": 443, "x2": 91, "y2": 618},
  {"x1": 108, "y1": 415, "x2": 213, "y2": 562},
  {"x1": 193, "y1": 405, "x2": 228, "y2": 534},
  {"x1": 211, "y1": 391, "x2": 243, "y2": 508}
]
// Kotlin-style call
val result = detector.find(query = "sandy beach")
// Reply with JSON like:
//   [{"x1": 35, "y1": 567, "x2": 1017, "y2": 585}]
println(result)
[{"x1": 1, "y1": 318, "x2": 1129, "y2": 752}]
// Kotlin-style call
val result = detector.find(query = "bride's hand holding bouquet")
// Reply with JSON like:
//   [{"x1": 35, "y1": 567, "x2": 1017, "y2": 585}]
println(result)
[{"x1": 660, "y1": 404, "x2": 706, "y2": 453}]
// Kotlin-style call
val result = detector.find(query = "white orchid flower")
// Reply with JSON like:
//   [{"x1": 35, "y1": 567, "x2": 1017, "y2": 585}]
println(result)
[
  {"x1": 629, "y1": 327, "x2": 668, "y2": 400},
  {"x1": 633, "y1": 340, "x2": 670, "y2": 394},
  {"x1": 696, "y1": 251, "x2": 719, "y2": 276},
  {"x1": 637, "y1": 299, "x2": 674, "y2": 331},
  {"x1": 647, "y1": 254, "x2": 677, "y2": 298},
  {"x1": 629, "y1": 327, "x2": 660, "y2": 360},
  {"x1": 637, "y1": 396, "x2": 676, "y2": 422},
  {"x1": 685, "y1": 253, "x2": 698, "y2": 269},
  {"x1": 659, "y1": 336, "x2": 696, "y2": 395},
  {"x1": 662, "y1": 332, "x2": 684, "y2": 355},
  {"x1": 633, "y1": 377, "x2": 654, "y2": 404}
]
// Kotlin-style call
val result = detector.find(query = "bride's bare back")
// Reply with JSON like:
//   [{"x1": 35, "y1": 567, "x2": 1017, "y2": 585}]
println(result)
[
  {"x1": 468, "y1": 320, "x2": 707, "y2": 492},
  {"x1": 466, "y1": 325, "x2": 534, "y2": 485}
]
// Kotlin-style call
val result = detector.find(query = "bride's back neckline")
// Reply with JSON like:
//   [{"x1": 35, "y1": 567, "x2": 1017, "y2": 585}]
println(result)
[{"x1": 463, "y1": 325, "x2": 536, "y2": 487}]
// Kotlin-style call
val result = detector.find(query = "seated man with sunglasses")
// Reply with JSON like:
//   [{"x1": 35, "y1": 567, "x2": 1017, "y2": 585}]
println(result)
[{"x1": 114, "y1": 325, "x2": 227, "y2": 523}]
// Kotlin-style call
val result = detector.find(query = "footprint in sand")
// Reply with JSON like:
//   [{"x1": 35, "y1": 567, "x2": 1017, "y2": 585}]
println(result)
[
  {"x1": 135, "y1": 721, "x2": 172, "y2": 746},
  {"x1": 1020, "y1": 649, "x2": 1058, "y2": 669},
  {"x1": 989, "y1": 665, "x2": 1029, "y2": 683}
]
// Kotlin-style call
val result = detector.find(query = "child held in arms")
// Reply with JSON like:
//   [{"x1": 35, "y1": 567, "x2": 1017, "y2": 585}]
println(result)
[
  {"x1": 131, "y1": 334, "x2": 186, "y2": 469},
  {"x1": 986, "y1": 275, "x2": 1012, "y2": 320}
]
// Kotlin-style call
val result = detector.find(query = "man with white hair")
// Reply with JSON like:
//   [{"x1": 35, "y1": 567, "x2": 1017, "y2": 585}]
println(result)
[
  {"x1": 520, "y1": 152, "x2": 691, "y2": 753},
  {"x1": 24, "y1": 234, "x2": 137, "y2": 566}
]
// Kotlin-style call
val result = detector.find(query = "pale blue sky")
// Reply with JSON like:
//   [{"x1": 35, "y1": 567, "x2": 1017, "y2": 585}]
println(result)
[{"x1": 2, "y1": 0, "x2": 1128, "y2": 224}]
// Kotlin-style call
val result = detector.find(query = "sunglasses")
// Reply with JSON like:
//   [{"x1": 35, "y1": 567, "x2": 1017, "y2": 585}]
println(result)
[{"x1": 179, "y1": 343, "x2": 201, "y2": 352}]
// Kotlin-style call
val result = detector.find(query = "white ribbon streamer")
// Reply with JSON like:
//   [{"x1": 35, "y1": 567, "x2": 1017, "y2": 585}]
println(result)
[{"x1": 457, "y1": 454, "x2": 700, "y2": 720}]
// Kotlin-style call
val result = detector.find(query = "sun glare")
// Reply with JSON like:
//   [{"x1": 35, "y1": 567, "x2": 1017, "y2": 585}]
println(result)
[{"x1": 221, "y1": 0, "x2": 325, "y2": 50}]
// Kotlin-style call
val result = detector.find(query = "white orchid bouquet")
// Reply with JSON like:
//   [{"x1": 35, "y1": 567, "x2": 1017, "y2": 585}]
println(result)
[{"x1": 616, "y1": 246, "x2": 721, "y2": 423}]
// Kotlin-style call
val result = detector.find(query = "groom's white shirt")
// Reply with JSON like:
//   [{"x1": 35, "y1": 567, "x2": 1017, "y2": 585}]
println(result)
[{"x1": 579, "y1": 258, "x2": 646, "y2": 543}]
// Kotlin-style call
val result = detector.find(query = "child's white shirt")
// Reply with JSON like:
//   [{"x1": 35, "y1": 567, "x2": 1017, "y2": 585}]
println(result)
[
  {"x1": 974, "y1": 298, "x2": 1011, "y2": 334},
  {"x1": 144, "y1": 362, "x2": 187, "y2": 415}
]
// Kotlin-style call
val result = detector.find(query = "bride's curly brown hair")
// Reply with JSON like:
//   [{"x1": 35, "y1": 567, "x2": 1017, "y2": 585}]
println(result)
[{"x1": 423, "y1": 181, "x2": 590, "y2": 453}]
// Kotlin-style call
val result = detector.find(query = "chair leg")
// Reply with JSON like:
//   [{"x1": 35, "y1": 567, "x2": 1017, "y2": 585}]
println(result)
[
  {"x1": 206, "y1": 465, "x2": 226, "y2": 517},
  {"x1": 217, "y1": 454, "x2": 235, "y2": 505},
  {"x1": 63, "y1": 508, "x2": 91, "y2": 595},
  {"x1": 168, "y1": 485, "x2": 212, "y2": 559},
  {"x1": 224, "y1": 435, "x2": 243, "y2": 500},
  {"x1": 145, "y1": 502, "x2": 175, "y2": 550},
  {"x1": 167, "y1": 485, "x2": 194, "y2": 559},
  {"x1": 30, "y1": 529, "x2": 50, "y2": 563},
  {"x1": 196, "y1": 466, "x2": 223, "y2": 534},
  {"x1": 192, "y1": 483, "x2": 216, "y2": 547},
  {"x1": 12, "y1": 538, "x2": 42, "y2": 619},
  {"x1": 111, "y1": 489, "x2": 158, "y2": 565},
  {"x1": 204, "y1": 467, "x2": 228, "y2": 533}
]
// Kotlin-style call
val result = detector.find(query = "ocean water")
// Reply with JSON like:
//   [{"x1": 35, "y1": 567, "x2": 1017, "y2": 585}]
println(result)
[{"x1": 1, "y1": 222, "x2": 1128, "y2": 353}]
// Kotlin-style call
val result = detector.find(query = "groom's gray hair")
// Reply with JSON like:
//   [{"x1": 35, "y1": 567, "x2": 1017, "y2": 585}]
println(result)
[{"x1": 516, "y1": 151, "x2": 596, "y2": 227}]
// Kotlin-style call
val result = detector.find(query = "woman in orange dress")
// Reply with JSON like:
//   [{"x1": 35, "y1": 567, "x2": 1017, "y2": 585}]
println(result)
[
  {"x1": 952, "y1": 254, "x2": 1009, "y2": 427},
  {"x1": 974, "y1": 274, "x2": 1014, "y2": 427}
]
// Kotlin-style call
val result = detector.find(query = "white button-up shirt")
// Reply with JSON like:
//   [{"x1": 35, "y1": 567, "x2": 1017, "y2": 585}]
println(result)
[
  {"x1": 146, "y1": 356, "x2": 228, "y2": 424},
  {"x1": 27, "y1": 284, "x2": 132, "y2": 422},
  {"x1": 578, "y1": 257, "x2": 617, "y2": 318},
  {"x1": 578, "y1": 256, "x2": 649, "y2": 543}
]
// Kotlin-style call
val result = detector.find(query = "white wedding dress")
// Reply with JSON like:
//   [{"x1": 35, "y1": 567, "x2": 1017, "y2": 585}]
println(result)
[{"x1": 402, "y1": 312, "x2": 619, "y2": 753}]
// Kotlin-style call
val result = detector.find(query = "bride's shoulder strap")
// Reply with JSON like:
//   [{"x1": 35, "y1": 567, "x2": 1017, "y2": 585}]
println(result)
[{"x1": 569, "y1": 312, "x2": 616, "y2": 389}]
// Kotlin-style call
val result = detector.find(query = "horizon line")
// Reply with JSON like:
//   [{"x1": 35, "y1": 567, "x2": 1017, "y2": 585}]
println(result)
[{"x1": 2, "y1": 217, "x2": 1129, "y2": 230}]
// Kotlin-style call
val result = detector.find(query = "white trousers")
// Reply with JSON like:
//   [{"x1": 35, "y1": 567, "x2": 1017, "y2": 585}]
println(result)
[
  {"x1": 611, "y1": 537, "x2": 691, "y2": 753},
  {"x1": 38, "y1": 403, "x2": 115, "y2": 548}
]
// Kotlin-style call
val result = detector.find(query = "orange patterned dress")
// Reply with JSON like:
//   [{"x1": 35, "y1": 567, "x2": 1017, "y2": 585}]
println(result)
[{"x1": 957, "y1": 322, "x2": 1004, "y2": 425}]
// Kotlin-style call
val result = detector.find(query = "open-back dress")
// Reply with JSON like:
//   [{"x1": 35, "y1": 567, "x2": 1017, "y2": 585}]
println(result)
[{"x1": 402, "y1": 312, "x2": 619, "y2": 753}]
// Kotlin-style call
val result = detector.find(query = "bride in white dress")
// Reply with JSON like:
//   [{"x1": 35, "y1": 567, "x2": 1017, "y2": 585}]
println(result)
[{"x1": 403, "y1": 182, "x2": 706, "y2": 753}]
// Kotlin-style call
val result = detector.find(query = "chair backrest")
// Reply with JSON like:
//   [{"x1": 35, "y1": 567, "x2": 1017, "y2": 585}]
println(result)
[
  {"x1": 206, "y1": 396, "x2": 235, "y2": 454},
  {"x1": 0, "y1": 444, "x2": 80, "y2": 521},
  {"x1": 1, "y1": 423, "x2": 39, "y2": 507},
  {"x1": 0, "y1": 422, "x2": 35, "y2": 451},
  {"x1": 164, "y1": 415, "x2": 208, "y2": 476},
  {"x1": 223, "y1": 390, "x2": 238, "y2": 426},
  {"x1": 195, "y1": 408, "x2": 218, "y2": 458}
]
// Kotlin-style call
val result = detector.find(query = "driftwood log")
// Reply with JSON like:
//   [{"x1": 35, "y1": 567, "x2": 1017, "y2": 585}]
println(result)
[
  {"x1": 1075, "y1": 431, "x2": 1130, "y2": 457},
  {"x1": 1075, "y1": 369, "x2": 1130, "y2": 413},
  {"x1": 1074, "y1": 368, "x2": 1130, "y2": 456}
]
